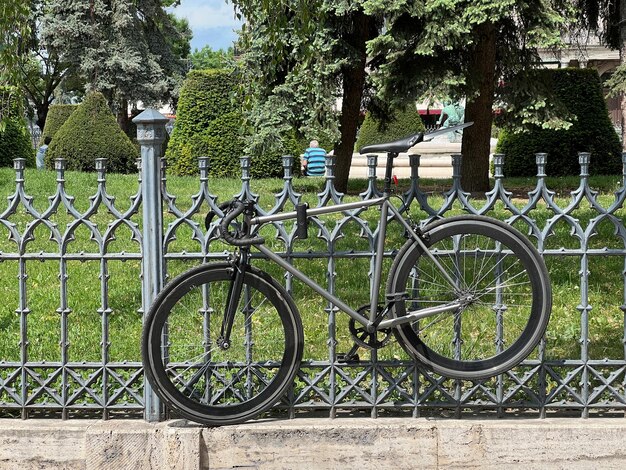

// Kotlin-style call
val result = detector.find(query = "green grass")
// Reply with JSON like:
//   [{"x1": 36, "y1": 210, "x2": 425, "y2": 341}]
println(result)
[{"x1": 1, "y1": 167, "x2": 626, "y2": 366}]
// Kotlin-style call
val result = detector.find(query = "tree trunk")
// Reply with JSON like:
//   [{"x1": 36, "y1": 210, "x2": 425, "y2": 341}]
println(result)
[
  {"x1": 116, "y1": 98, "x2": 130, "y2": 135},
  {"x1": 35, "y1": 100, "x2": 50, "y2": 132},
  {"x1": 334, "y1": 11, "x2": 371, "y2": 194},
  {"x1": 461, "y1": 22, "x2": 497, "y2": 193}
]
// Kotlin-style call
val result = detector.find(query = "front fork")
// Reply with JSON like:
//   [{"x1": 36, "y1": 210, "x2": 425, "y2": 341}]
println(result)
[{"x1": 218, "y1": 249, "x2": 249, "y2": 350}]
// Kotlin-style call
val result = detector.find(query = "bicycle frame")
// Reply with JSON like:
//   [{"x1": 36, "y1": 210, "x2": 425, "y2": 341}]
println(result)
[{"x1": 246, "y1": 154, "x2": 464, "y2": 333}]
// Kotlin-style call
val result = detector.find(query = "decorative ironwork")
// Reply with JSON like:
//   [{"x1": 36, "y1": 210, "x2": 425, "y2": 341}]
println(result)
[{"x1": 2, "y1": 108, "x2": 626, "y2": 420}]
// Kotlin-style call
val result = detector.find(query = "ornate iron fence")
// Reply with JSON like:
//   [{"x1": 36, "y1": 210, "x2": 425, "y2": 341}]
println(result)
[{"x1": 2, "y1": 109, "x2": 626, "y2": 421}]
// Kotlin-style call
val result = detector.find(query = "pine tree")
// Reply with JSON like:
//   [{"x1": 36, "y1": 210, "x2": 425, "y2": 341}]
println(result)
[
  {"x1": 41, "y1": 0, "x2": 189, "y2": 131},
  {"x1": 232, "y1": 1, "x2": 565, "y2": 192}
]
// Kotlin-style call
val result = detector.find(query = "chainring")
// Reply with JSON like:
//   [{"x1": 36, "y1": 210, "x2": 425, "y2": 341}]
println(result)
[{"x1": 348, "y1": 305, "x2": 393, "y2": 350}]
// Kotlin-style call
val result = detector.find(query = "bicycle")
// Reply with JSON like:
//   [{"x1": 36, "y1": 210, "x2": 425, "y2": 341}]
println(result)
[{"x1": 141, "y1": 122, "x2": 552, "y2": 426}]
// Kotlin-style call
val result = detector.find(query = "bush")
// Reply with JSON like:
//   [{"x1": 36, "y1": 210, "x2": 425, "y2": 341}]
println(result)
[
  {"x1": 167, "y1": 69, "x2": 303, "y2": 178},
  {"x1": 0, "y1": 86, "x2": 35, "y2": 167},
  {"x1": 174, "y1": 69, "x2": 235, "y2": 137},
  {"x1": 172, "y1": 111, "x2": 245, "y2": 177},
  {"x1": 166, "y1": 69, "x2": 238, "y2": 175},
  {"x1": 355, "y1": 105, "x2": 426, "y2": 151},
  {"x1": 45, "y1": 92, "x2": 139, "y2": 173},
  {"x1": 0, "y1": 118, "x2": 36, "y2": 167},
  {"x1": 250, "y1": 130, "x2": 300, "y2": 179},
  {"x1": 498, "y1": 68, "x2": 622, "y2": 177},
  {"x1": 40, "y1": 104, "x2": 77, "y2": 145}
]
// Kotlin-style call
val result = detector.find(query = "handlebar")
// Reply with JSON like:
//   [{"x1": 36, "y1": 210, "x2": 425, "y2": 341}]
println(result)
[{"x1": 219, "y1": 201, "x2": 265, "y2": 247}]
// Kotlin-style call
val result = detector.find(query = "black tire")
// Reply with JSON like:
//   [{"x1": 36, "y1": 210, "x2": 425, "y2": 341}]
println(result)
[
  {"x1": 142, "y1": 263, "x2": 303, "y2": 426},
  {"x1": 387, "y1": 216, "x2": 551, "y2": 379}
]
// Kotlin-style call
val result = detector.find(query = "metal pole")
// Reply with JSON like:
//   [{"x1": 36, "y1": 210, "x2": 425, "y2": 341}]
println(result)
[{"x1": 133, "y1": 109, "x2": 169, "y2": 422}]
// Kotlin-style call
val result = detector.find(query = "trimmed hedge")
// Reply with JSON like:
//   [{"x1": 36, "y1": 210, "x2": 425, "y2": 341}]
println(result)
[
  {"x1": 250, "y1": 130, "x2": 300, "y2": 179},
  {"x1": 0, "y1": 86, "x2": 35, "y2": 167},
  {"x1": 170, "y1": 111, "x2": 245, "y2": 177},
  {"x1": 174, "y1": 69, "x2": 235, "y2": 137},
  {"x1": 40, "y1": 104, "x2": 78, "y2": 146},
  {"x1": 0, "y1": 118, "x2": 36, "y2": 167},
  {"x1": 45, "y1": 92, "x2": 139, "y2": 173},
  {"x1": 166, "y1": 69, "x2": 239, "y2": 176},
  {"x1": 355, "y1": 105, "x2": 425, "y2": 151},
  {"x1": 497, "y1": 68, "x2": 621, "y2": 177}
]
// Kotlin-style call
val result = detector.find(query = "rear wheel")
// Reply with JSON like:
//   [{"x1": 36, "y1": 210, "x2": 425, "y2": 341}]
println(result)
[
  {"x1": 387, "y1": 216, "x2": 551, "y2": 379},
  {"x1": 142, "y1": 263, "x2": 303, "y2": 426}
]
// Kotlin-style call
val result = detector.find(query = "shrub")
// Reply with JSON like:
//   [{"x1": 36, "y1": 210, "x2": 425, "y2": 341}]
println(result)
[
  {"x1": 167, "y1": 69, "x2": 304, "y2": 178},
  {"x1": 355, "y1": 105, "x2": 425, "y2": 151},
  {"x1": 174, "y1": 69, "x2": 235, "y2": 137},
  {"x1": 166, "y1": 69, "x2": 237, "y2": 175},
  {"x1": 40, "y1": 104, "x2": 77, "y2": 145},
  {"x1": 171, "y1": 111, "x2": 245, "y2": 177},
  {"x1": 498, "y1": 68, "x2": 621, "y2": 177},
  {"x1": 250, "y1": 130, "x2": 300, "y2": 179},
  {"x1": 0, "y1": 86, "x2": 35, "y2": 167},
  {"x1": 197, "y1": 111, "x2": 245, "y2": 177},
  {"x1": 0, "y1": 118, "x2": 36, "y2": 167},
  {"x1": 45, "y1": 92, "x2": 139, "y2": 173}
]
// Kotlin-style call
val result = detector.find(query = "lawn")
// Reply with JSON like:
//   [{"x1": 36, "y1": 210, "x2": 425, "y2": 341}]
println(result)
[{"x1": 0, "y1": 166, "x2": 625, "y2": 366}]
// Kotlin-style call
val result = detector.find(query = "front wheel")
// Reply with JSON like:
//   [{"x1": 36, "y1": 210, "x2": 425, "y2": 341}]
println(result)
[
  {"x1": 142, "y1": 263, "x2": 304, "y2": 426},
  {"x1": 387, "y1": 216, "x2": 551, "y2": 380}
]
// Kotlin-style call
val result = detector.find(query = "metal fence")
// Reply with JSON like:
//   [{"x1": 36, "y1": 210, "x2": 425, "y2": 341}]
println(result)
[{"x1": 2, "y1": 109, "x2": 626, "y2": 421}]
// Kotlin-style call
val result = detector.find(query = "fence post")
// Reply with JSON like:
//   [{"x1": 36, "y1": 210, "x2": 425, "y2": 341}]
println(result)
[{"x1": 133, "y1": 109, "x2": 169, "y2": 422}]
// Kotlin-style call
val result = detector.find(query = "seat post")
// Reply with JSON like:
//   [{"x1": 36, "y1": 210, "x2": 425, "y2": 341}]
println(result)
[{"x1": 383, "y1": 152, "x2": 398, "y2": 195}]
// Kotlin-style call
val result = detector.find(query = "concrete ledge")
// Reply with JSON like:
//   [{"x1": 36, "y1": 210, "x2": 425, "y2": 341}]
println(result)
[{"x1": 2, "y1": 418, "x2": 626, "y2": 469}]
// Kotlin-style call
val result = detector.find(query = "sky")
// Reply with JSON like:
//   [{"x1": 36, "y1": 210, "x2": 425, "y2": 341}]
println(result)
[{"x1": 169, "y1": 0, "x2": 242, "y2": 52}]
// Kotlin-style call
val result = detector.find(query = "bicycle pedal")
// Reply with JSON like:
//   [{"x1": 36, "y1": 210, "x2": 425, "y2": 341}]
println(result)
[{"x1": 337, "y1": 353, "x2": 360, "y2": 363}]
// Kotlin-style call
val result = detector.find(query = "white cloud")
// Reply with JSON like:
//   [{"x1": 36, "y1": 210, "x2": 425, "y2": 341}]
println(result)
[{"x1": 172, "y1": 0, "x2": 241, "y2": 31}]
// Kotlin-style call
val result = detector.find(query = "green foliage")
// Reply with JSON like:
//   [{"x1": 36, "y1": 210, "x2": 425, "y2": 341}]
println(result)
[
  {"x1": 0, "y1": 87, "x2": 35, "y2": 167},
  {"x1": 171, "y1": 69, "x2": 236, "y2": 137},
  {"x1": 355, "y1": 106, "x2": 425, "y2": 151},
  {"x1": 42, "y1": 0, "x2": 188, "y2": 108},
  {"x1": 190, "y1": 46, "x2": 235, "y2": 70},
  {"x1": 497, "y1": 68, "x2": 621, "y2": 177},
  {"x1": 0, "y1": 0, "x2": 30, "y2": 84},
  {"x1": 45, "y1": 92, "x2": 139, "y2": 173},
  {"x1": 0, "y1": 86, "x2": 23, "y2": 119},
  {"x1": 195, "y1": 112, "x2": 245, "y2": 177},
  {"x1": 167, "y1": 67, "x2": 295, "y2": 178},
  {"x1": 249, "y1": 129, "x2": 300, "y2": 179},
  {"x1": 191, "y1": 110, "x2": 294, "y2": 179},
  {"x1": 39, "y1": 104, "x2": 78, "y2": 145},
  {"x1": 166, "y1": 69, "x2": 238, "y2": 176},
  {"x1": 0, "y1": 119, "x2": 36, "y2": 168}
]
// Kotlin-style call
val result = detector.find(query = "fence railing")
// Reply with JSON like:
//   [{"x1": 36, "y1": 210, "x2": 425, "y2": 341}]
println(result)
[{"x1": 2, "y1": 108, "x2": 626, "y2": 421}]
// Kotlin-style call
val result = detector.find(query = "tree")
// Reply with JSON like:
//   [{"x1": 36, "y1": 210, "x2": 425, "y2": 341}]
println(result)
[
  {"x1": 45, "y1": 91, "x2": 139, "y2": 172},
  {"x1": 574, "y1": 0, "x2": 626, "y2": 148},
  {"x1": 232, "y1": 1, "x2": 564, "y2": 193},
  {"x1": 0, "y1": 0, "x2": 30, "y2": 84},
  {"x1": 368, "y1": 2, "x2": 565, "y2": 191},
  {"x1": 10, "y1": 1, "x2": 73, "y2": 132},
  {"x1": 0, "y1": 86, "x2": 35, "y2": 167},
  {"x1": 190, "y1": 46, "x2": 235, "y2": 70},
  {"x1": 232, "y1": 1, "x2": 379, "y2": 193},
  {"x1": 41, "y1": 0, "x2": 190, "y2": 132},
  {"x1": 0, "y1": 0, "x2": 31, "y2": 128}
]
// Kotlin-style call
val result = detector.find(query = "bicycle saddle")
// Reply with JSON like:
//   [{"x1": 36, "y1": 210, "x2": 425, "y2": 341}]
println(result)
[{"x1": 359, "y1": 121, "x2": 474, "y2": 155}]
